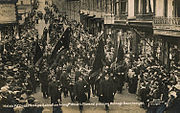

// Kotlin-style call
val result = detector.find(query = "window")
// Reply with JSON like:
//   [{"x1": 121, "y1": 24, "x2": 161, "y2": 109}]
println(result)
[
  {"x1": 120, "y1": 0, "x2": 127, "y2": 14},
  {"x1": 164, "y1": 0, "x2": 167, "y2": 17},
  {"x1": 21, "y1": 1, "x2": 23, "y2": 5},
  {"x1": 135, "y1": 0, "x2": 138, "y2": 14},
  {"x1": 114, "y1": 0, "x2": 119, "y2": 15},
  {"x1": 143, "y1": 0, "x2": 154, "y2": 14},
  {"x1": 105, "y1": 0, "x2": 112, "y2": 13},
  {"x1": 97, "y1": 0, "x2": 99, "y2": 9},
  {"x1": 175, "y1": 0, "x2": 180, "y2": 17},
  {"x1": 136, "y1": 0, "x2": 155, "y2": 14}
]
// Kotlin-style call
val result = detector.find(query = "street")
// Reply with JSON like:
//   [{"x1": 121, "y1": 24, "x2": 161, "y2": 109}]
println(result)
[
  {"x1": 33, "y1": 85, "x2": 146, "y2": 113},
  {"x1": 0, "y1": 0, "x2": 179, "y2": 113},
  {"x1": 33, "y1": 0, "x2": 144, "y2": 113}
]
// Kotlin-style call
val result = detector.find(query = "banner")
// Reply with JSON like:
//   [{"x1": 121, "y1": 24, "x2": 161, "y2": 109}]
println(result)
[
  {"x1": 92, "y1": 34, "x2": 105, "y2": 72},
  {"x1": 117, "y1": 42, "x2": 124, "y2": 63},
  {"x1": 49, "y1": 27, "x2": 71, "y2": 65},
  {"x1": 33, "y1": 42, "x2": 43, "y2": 65}
]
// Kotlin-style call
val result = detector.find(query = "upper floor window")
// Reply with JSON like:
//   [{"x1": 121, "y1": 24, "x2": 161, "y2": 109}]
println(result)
[
  {"x1": 143, "y1": 0, "x2": 154, "y2": 14},
  {"x1": 175, "y1": 0, "x2": 180, "y2": 17},
  {"x1": 136, "y1": 0, "x2": 155, "y2": 14},
  {"x1": 114, "y1": 0, "x2": 119, "y2": 15},
  {"x1": 21, "y1": 1, "x2": 23, "y2": 5},
  {"x1": 164, "y1": 0, "x2": 167, "y2": 17},
  {"x1": 120, "y1": 0, "x2": 128, "y2": 14}
]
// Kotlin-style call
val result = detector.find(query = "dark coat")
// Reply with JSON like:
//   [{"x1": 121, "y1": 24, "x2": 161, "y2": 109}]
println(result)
[
  {"x1": 74, "y1": 80, "x2": 87, "y2": 103},
  {"x1": 48, "y1": 81, "x2": 61, "y2": 103},
  {"x1": 139, "y1": 87, "x2": 150, "y2": 105},
  {"x1": 166, "y1": 93, "x2": 180, "y2": 113},
  {"x1": 128, "y1": 76, "x2": 138, "y2": 94},
  {"x1": 0, "y1": 95, "x2": 17, "y2": 113},
  {"x1": 22, "y1": 106, "x2": 43, "y2": 113},
  {"x1": 22, "y1": 107, "x2": 36, "y2": 113},
  {"x1": 39, "y1": 71, "x2": 49, "y2": 92},
  {"x1": 99, "y1": 78, "x2": 114, "y2": 103},
  {"x1": 60, "y1": 73, "x2": 70, "y2": 88},
  {"x1": 39, "y1": 71, "x2": 48, "y2": 84}
]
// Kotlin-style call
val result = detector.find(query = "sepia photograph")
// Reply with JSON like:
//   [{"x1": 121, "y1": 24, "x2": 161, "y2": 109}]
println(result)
[{"x1": 0, "y1": 0, "x2": 180, "y2": 113}]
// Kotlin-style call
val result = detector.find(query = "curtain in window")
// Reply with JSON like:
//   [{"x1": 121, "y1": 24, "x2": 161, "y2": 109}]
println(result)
[
  {"x1": 150, "y1": 0, "x2": 154, "y2": 12},
  {"x1": 146, "y1": 0, "x2": 154, "y2": 13},
  {"x1": 120, "y1": 0, "x2": 127, "y2": 14}
]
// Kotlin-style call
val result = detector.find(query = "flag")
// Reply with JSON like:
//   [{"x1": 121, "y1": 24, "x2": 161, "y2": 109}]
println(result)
[
  {"x1": 0, "y1": 43, "x2": 4, "y2": 54},
  {"x1": 117, "y1": 42, "x2": 124, "y2": 63},
  {"x1": 61, "y1": 27, "x2": 71, "y2": 49},
  {"x1": 92, "y1": 36, "x2": 105, "y2": 72},
  {"x1": 50, "y1": 27, "x2": 71, "y2": 58},
  {"x1": 51, "y1": 49, "x2": 67, "y2": 69},
  {"x1": 49, "y1": 27, "x2": 71, "y2": 65},
  {"x1": 33, "y1": 42, "x2": 43, "y2": 64},
  {"x1": 42, "y1": 28, "x2": 48, "y2": 45}
]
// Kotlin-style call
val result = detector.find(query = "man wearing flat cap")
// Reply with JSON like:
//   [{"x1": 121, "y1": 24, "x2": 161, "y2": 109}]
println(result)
[
  {"x1": 48, "y1": 77, "x2": 61, "y2": 104},
  {"x1": 60, "y1": 70, "x2": 70, "y2": 98},
  {"x1": 39, "y1": 68, "x2": 49, "y2": 98},
  {"x1": 74, "y1": 77, "x2": 87, "y2": 112}
]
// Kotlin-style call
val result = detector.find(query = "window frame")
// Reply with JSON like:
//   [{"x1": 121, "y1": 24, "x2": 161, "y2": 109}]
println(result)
[{"x1": 119, "y1": 0, "x2": 128, "y2": 15}]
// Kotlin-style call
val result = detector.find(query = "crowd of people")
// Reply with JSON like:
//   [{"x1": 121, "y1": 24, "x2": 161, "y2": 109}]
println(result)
[
  {"x1": 0, "y1": 1, "x2": 112, "y2": 113},
  {"x1": 0, "y1": 2, "x2": 43, "y2": 113},
  {"x1": 129, "y1": 55, "x2": 180, "y2": 113},
  {"x1": 0, "y1": 0, "x2": 179, "y2": 113}
]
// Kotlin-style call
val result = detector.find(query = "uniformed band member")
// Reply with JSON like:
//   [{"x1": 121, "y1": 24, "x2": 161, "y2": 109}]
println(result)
[
  {"x1": 39, "y1": 68, "x2": 49, "y2": 98},
  {"x1": 74, "y1": 77, "x2": 87, "y2": 111},
  {"x1": 0, "y1": 1, "x2": 179, "y2": 113},
  {"x1": 48, "y1": 77, "x2": 62, "y2": 113},
  {"x1": 128, "y1": 68, "x2": 138, "y2": 94},
  {"x1": 113, "y1": 61, "x2": 127, "y2": 93},
  {"x1": 48, "y1": 77, "x2": 61, "y2": 104},
  {"x1": 98, "y1": 67, "x2": 115, "y2": 111},
  {"x1": 60, "y1": 68, "x2": 70, "y2": 98}
]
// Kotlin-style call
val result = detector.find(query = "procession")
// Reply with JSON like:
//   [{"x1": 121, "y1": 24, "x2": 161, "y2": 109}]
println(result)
[{"x1": 0, "y1": 0, "x2": 180, "y2": 113}]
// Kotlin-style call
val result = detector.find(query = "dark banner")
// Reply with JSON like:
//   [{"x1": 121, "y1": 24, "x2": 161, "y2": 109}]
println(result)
[
  {"x1": 33, "y1": 42, "x2": 43, "y2": 65},
  {"x1": 49, "y1": 27, "x2": 71, "y2": 64},
  {"x1": 117, "y1": 43, "x2": 124, "y2": 63},
  {"x1": 92, "y1": 37, "x2": 105, "y2": 72}
]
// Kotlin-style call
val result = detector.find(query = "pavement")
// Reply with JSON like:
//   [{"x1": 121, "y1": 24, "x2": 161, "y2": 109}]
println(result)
[
  {"x1": 33, "y1": 84, "x2": 146, "y2": 113},
  {"x1": 35, "y1": 0, "x2": 49, "y2": 43}
]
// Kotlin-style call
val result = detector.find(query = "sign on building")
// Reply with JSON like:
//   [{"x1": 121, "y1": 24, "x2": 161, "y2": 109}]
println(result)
[
  {"x1": 0, "y1": 4, "x2": 17, "y2": 24},
  {"x1": 104, "y1": 14, "x2": 114, "y2": 25}
]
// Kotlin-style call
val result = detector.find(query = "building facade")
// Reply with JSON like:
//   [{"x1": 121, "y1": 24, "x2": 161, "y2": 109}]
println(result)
[
  {"x1": 53, "y1": 0, "x2": 81, "y2": 22},
  {"x1": 0, "y1": 0, "x2": 18, "y2": 41},
  {"x1": 54, "y1": 0, "x2": 180, "y2": 76},
  {"x1": 16, "y1": 0, "x2": 37, "y2": 24},
  {"x1": 78, "y1": 0, "x2": 180, "y2": 70},
  {"x1": 153, "y1": 0, "x2": 180, "y2": 69}
]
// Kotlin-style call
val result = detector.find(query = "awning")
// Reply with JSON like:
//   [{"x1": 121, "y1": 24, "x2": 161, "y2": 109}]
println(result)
[{"x1": 0, "y1": 0, "x2": 17, "y2": 4}]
